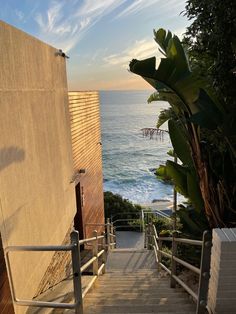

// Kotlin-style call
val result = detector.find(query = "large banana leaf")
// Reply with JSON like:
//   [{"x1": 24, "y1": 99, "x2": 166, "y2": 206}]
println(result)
[
  {"x1": 168, "y1": 119, "x2": 193, "y2": 166},
  {"x1": 187, "y1": 171, "x2": 204, "y2": 213},
  {"x1": 165, "y1": 160, "x2": 188, "y2": 197},
  {"x1": 130, "y1": 31, "x2": 201, "y2": 114},
  {"x1": 190, "y1": 89, "x2": 223, "y2": 129}
]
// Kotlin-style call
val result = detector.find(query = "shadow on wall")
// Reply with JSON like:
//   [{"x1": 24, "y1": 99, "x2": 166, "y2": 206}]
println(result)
[
  {"x1": 0, "y1": 146, "x2": 25, "y2": 172},
  {"x1": 0, "y1": 146, "x2": 25, "y2": 244}
]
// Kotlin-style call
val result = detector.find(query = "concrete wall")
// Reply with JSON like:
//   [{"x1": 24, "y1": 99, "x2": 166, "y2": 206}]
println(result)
[
  {"x1": 208, "y1": 228, "x2": 236, "y2": 313},
  {"x1": 68, "y1": 91, "x2": 105, "y2": 238},
  {"x1": 0, "y1": 21, "x2": 76, "y2": 313}
]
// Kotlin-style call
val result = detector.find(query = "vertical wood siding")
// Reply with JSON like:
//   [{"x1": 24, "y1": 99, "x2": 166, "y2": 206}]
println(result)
[
  {"x1": 0, "y1": 235, "x2": 14, "y2": 314},
  {"x1": 68, "y1": 91, "x2": 105, "y2": 238}
]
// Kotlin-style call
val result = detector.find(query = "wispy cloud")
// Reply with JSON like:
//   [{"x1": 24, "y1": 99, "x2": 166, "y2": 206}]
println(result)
[
  {"x1": 15, "y1": 9, "x2": 24, "y2": 21},
  {"x1": 104, "y1": 37, "x2": 161, "y2": 68},
  {"x1": 116, "y1": 0, "x2": 161, "y2": 19},
  {"x1": 34, "y1": 0, "x2": 126, "y2": 52}
]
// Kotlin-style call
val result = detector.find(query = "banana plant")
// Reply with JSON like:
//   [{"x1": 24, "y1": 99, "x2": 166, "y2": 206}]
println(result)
[{"x1": 130, "y1": 28, "x2": 236, "y2": 228}]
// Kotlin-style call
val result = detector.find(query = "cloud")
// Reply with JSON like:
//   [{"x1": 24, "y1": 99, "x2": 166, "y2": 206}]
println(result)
[
  {"x1": 15, "y1": 9, "x2": 24, "y2": 21},
  {"x1": 104, "y1": 37, "x2": 161, "y2": 68},
  {"x1": 34, "y1": 0, "x2": 126, "y2": 52},
  {"x1": 116, "y1": 0, "x2": 161, "y2": 19}
]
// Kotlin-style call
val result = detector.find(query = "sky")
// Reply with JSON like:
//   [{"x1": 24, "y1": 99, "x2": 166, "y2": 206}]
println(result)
[{"x1": 0, "y1": 0, "x2": 190, "y2": 90}]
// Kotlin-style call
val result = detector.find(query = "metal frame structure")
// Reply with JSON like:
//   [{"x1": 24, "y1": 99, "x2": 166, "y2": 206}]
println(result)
[
  {"x1": 4, "y1": 226, "x2": 116, "y2": 313},
  {"x1": 146, "y1": 223, "x2": 212, "y2": 314}
]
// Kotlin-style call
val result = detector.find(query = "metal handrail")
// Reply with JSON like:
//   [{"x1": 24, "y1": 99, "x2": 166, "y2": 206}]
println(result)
[
  {"x1": 142, "y1": 209, "x2": 171, "y2": 219},
  {"x1": 79, "y1": 235, "x2": 104, "y2": 245},
  {"x1": 147, "y1": 224, "x2": 211, "y2": 314},
  {"x1": 4, "y1": 226, "x2": 116, "y2": 313}
]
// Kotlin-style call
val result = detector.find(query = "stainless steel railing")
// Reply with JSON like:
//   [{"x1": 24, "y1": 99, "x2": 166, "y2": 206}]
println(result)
[
  {"x1": 146, "y1": 223, "x2": 212, "y2": 314},
  {"x1": 5, "y1": 226, "x2": 116, "y2": 313}
]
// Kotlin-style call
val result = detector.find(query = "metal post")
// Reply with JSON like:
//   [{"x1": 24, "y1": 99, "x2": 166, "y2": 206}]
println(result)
[
  {"x1": 150, "y1": 222, "x2": 154, "y2": 249},
  {"x1": 110, "y1": 223, "x2": 114, "y2": 250},
  {"x1": 196, "y1": 231, "x2": 212, "y2": 314},
  {"x1": 70, "y1": 231, "x2": 83, "y2": 314},
  {"x1": 173, "y1": 154, "x2": 178, "y2": 231},
  {"x1": 157, "y1": 237, "x2": 162, "y2": 272},
  {"x1": 144, "y1": 224, "x2": 148, "y2": 248},
  {"x1": 141, "y1": 210, "x2": 145, "y2": 233},
  {"x1": 102, "y1": 231, "x2": 106, "y2": 274},
  {"x1": 147, "y1": 223, "x2": 152, "y2": 250},
  {"x1": 170, "y1": 231, "x2": 178, "y2": 288},
  {"x1": 106, "y1": 218, "x2": 110, "y2": 251},
  {"x1": 92, "y1": 230, "x2": 98, "y2": 276},
  {"x1": 113, "y1": 226, "x2": 117, "y2": 248}
]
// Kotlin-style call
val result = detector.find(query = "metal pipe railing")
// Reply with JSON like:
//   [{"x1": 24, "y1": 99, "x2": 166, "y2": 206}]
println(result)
[
  {"x1": 4, "y1": 224, "x2": 117, "y2": 313},
  {"x1": 146, "y1": 224, "x2": 212, "y2": 314}
]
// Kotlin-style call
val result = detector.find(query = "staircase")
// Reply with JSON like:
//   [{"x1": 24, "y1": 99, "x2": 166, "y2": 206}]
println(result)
[{"x1": 83, "y1": 247, "x2": 196, "y2": 314}]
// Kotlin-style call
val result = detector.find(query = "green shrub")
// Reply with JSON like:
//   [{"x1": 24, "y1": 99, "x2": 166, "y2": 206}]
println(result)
[{"x1": 104, "y1": 191, "x2": 141, "y2": 219}]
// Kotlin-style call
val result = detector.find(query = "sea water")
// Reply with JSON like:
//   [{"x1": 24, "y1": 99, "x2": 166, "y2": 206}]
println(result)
[{"x1": 100, "y1": 90, "x2": 174, "y2": 204}]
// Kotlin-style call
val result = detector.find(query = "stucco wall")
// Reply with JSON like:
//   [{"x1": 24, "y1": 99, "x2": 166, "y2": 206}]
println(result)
[{"x1": 0, "y1": 21, "x2": 76, "y2": 313}]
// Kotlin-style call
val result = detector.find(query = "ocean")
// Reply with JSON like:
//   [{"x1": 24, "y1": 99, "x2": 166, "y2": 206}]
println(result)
[{"x1": 100, "y1": 90, "x2": 174, "y2": 204}]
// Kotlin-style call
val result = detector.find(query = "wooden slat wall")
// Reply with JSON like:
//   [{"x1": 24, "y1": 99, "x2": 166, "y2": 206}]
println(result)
[
  {"x1": 0, "y1": 235, "x2": 14, "y2": 314},
  {"x1": 68, "y1": 91, "x2": 104, "y2": 237}
]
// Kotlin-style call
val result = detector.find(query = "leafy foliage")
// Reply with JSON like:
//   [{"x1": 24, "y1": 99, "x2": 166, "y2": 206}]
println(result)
[
  {"x1": 183, "y1": 0, "x2": 236, "y2": 111},
  {"x1": 104, "y1": 191, "x2": 141, "y2": 219},
  {"x1": 155, "y1": 164, "x2": 172, "y2": 183},
  {"x1": 130, "y1": 28, "x2": 236, "y2": 228}
]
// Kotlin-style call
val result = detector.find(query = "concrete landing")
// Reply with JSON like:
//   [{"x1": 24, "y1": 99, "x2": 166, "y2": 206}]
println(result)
[
  {"x1": 115, "y1": 231, "x2": 144, "y2": 249},
  {"x1": 106, "y1": 249, "x2": 156, "y2": 271}
]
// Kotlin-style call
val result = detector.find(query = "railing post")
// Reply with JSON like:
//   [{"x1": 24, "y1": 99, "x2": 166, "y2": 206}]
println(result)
[
  {"x1": 148, "y1": 223, "x2": 154, "y2": 250},
  {"x1": 92, "y1": 230, "x2": 98, "y2": 276},
  {"x1": 170, "y1": 231, "x2": 177, "y2": 288},
  {"x1": 106, "y1": 218, "x2": 111, "y2": 251},
  {"x1": 147, "y1": 223, "x2": 151, "y2": 249},
  {"x1": 144, "y1": 224, "x2": 148, "y2": 248},
  {"x1": 157, "y1": 237, "x2": 162, "y2": 272},
  {"x1": 70, "y1": 230, "x2": 83, "y2": 314},
  {"x1": 102, "y1": 231, "x2": 106, "y2": 274},
  {"x1": 196, "y1": 230, "x2": 212, "y2": 314},
  {"x1": 113, "y1": 226, "x2": 117, "y2": 248},
  {"x1": 141, "y1": 210, "x2": 145, "y2": 233},
  {"x1": 110, "y1": 223, "x2": 114, "y2": 250}
]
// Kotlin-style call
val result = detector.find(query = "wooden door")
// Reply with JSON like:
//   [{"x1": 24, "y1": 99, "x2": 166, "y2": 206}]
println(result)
[
  {"x1": 74, "y1": 183, "x2": 84, "y2": 239},
  {"x1": 0, "y1": 235, "x2": 14, "y2": 314}
]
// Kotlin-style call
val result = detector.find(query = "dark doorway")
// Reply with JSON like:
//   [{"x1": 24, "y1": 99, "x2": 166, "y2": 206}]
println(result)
[
  {"x1": 74, "y1": 183, "x2": 84, "y2": 240},
  {"x1": 0, "y1": 234, "x2": 14, "y2": 314}
]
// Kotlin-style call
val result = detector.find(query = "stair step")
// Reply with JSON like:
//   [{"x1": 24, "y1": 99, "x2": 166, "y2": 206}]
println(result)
[
  {"x1": 86, "y1": 291, "x2": 187, "y2": 298},
  {"x1": 90, "y1": 289, "x2": 185, "y2": 294},
  {"x1": 84, "y1": 304, "x2": 196, "y2": 313},
  {"x1": 85, "y1": 297, "x2": 191, "y2": 305},
  {"x1": 98, "y1": 277, "x2": 168, "y2": 282},
  {"x1": 96, "y1": 284, "x2": 172, "y2": 289},
  {"x1": 104, "y1": 272, "x2": 159, "y2": 277}
]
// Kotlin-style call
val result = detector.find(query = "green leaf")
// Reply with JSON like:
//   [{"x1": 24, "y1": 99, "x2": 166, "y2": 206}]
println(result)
[
  {"x1": 166, "y1": 160, "x2": 188, "y2": 197},
  {"x1": 130, "y1": 57, "x2": 156, "y2": 78},
  {"x1": 177, "y1": 207, "x2": 204, "y2": 235},
  {"x1": 155, "y1": 165, "x2": 172, "y2": 182},
  {"x1": 154, "y1": 29, "x2": 172, "y2": 52},
  {"x1": 168, "y1": 119, "x2": 193, "y2": 166},
  {"x1": 190, "y1": 89, "x2": 223, "y2": 129},
  {"x1": 156, "y1": 108, "x2": 175, "y2": 128},
  {"x1": 167, "y1": 149, "x2": 174, "y2": 157},
  {"x1": 187, "y1": 172, "x2": 204, "y2": 213}
]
